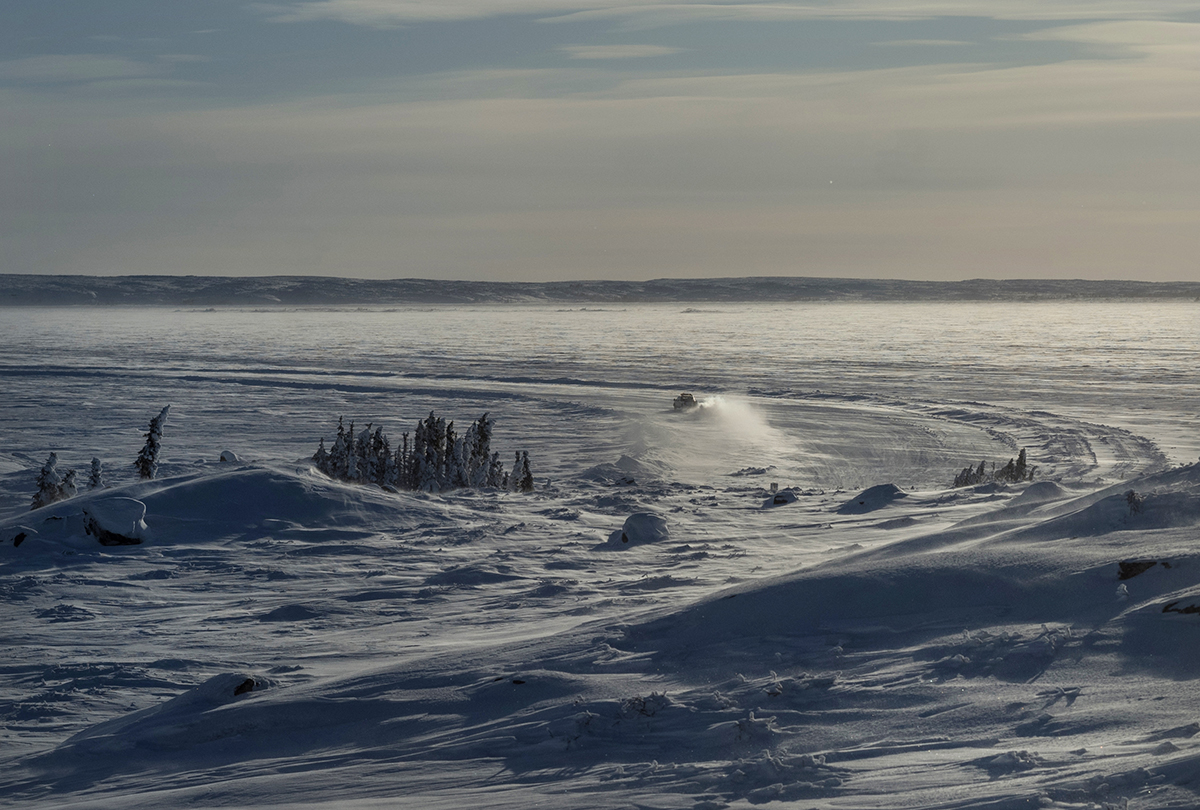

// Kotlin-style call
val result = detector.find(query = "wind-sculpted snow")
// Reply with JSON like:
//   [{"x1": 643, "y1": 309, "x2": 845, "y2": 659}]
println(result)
[
  {"x1": 3, "y1": 303, "x2": 1200, "y2": 809},
  {"x1": 6, "y1": 457, "x2": 1200, "y2": 808}
]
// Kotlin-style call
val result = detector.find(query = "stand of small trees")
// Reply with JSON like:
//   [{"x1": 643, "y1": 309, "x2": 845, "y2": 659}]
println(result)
[
  {"x1": 29, "y1": 406, "x2": 163, "y2": 510},
  {"x1": 953, "y1": 448, "x2": 1035, "y2": 488},
  {"x1": 312, "y1": 412, "x2": 534, "y2": 493}
]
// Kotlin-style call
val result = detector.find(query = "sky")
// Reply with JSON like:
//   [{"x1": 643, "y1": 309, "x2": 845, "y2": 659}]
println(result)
[{"x1": 3, "y1": 1, "x2": 1200, "y2": 282}]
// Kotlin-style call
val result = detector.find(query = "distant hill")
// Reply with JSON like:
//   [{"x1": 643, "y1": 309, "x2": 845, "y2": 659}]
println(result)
[{"x1": 2, "y1": 274, "x2": 1198, "y2": 306}]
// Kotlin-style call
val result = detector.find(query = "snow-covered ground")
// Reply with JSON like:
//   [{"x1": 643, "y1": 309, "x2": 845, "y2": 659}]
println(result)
[{"x1": 2, "y1": 302, "x2": 1199, "y2": 809}]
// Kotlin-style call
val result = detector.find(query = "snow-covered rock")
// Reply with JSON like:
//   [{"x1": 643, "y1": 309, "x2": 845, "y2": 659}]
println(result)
[
  {"x1": 763, "y1": 488, "x2": 798, "y2": 507},
  {"x1": 836, "y1": 483, "x2": 906, "y2": 514},
  {"x1": 219, "y1": 450, "x2": 241, "y2": 463},
  {"x1": 82, "y1": 498, "x2": 148, "y2": 546},
  {"x1": 579, "y1": 455, "x2": 661, "y2": 485},
  {"x1": 9, "y1": 526, "x2": 36, "y2": 548},
  {"x1": 1010, "y1": 480, "x2": 1067, "y2": 505},
  {"x1": 607, "y1": 512, "x2": 670, "y2": 547}
]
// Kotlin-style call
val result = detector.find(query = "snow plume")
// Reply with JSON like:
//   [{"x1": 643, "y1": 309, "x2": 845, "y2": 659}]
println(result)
[
  {"x1": 695, "y1": 395, "x2": 777, "y2": 447},
  {"x1": 638, "y1": 394, "x2": 789, "y2": 482}
]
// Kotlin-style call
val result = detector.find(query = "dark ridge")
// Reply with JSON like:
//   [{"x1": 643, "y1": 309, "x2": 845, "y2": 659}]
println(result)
[{"x1": 2, "y1": 274, "x2": 1199, "y2": 306}]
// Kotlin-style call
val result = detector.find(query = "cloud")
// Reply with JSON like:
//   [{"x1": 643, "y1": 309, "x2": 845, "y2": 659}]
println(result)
[
  {"x1": 156, "y1": 54, "x2": 212, "y2": 64},
  {"x1": 6, "y1": 16, "x2": 1200, "y2": 280},
  {"x1": 1022, "y1": 19, "x2": 1200, "y2": 63},
  {"x1": 0, "y1": 54, "x2": 160, "y2": 84},
  {"x1": 874, "y1": 39, "x2": 970, "y2": 47},
  {"x1": 255, "y1": 0, "x2": 1200, "y2": 28},
  {"x1": 558, "y1": 44, "x2": 684, "y2": 59}
]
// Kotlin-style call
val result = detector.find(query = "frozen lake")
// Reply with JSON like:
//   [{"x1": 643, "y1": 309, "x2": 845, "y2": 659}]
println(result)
[
  {"x1": 3, "y1": 302, "x2": 1196, "y2": 486},
  {"x1": 2, "y1": 300, "x2": 1200, "y2": 810}
]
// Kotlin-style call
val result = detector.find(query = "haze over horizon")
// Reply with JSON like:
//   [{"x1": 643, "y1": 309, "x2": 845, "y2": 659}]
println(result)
[{"x1": 4, "y1": 1, "x2": 1199, "y2": 282}]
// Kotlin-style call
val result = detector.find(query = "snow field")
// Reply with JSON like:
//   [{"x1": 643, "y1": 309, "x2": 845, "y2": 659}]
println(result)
[{"x1": 2, "y1": 302, "x2": 1199, "y2": 809}]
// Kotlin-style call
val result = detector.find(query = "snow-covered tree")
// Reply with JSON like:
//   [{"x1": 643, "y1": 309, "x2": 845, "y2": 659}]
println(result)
[
  {"x1": 486, "y1": 451, "x2": 506, "y2": 488},
  {"x1": 357, "y1": 424, "x2": 374, "y2": 484},
  {"x1": 397, "y1": 432, "x2": 411, "y2": 489},
  {"x1": 31, "y1": 453, "x2": 62, "y2": 510},
  {"x1": 508, "y1": 451, "x2": 522, "y2": 491},
  {"x1": 134, "y1": 405, "x2": 170, "y2": 480},
  {"x1": 953, "y1": 449, "x2": 1033, "y2": 487},
  {"x1": 345, "y1": 421, "x2": 358, "y2": 482},
  {"x1": 59, "y1": 468, "x2": 78, "y2": 500},
  {"x1": 329, "y1": 418, "x2": 349, "y2": 479},
  {"x1": 88, "y1": 457, "x2": 106, "y2": 490},
  {"x1": 517, "y1": 451, "x2": 534, "y2": 493},
  {"x1": 312, "y1": 438, "x2": 330, "y2": 473},
  {"x1": 466, "y1": 413, "x2": 495, "y2": 487}
]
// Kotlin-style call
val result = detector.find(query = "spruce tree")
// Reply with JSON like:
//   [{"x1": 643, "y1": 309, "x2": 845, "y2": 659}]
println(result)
[
  {"x1": 373, "y1": 427, "x2": 388, "y2": 485},
  {"x1": 487, "y1": 452, "x2": 505, "y2": 488},
  {"x1": 357, "y1": 424, "x2": 374, "y2": 483},
  {"x1": 31, "y1": 453, "x2": 62, "y2": 510},
  {"x1": 345, "y1": 421, "x2": 358, "y2": 481},
  {"x1": 88, "y1": 457, "x2": 105, "y2": 490},
  {"x1": 312, "y1": 438, "x2": 330, "y2": 473},
  {"x1": 468, "y1": 413, "x2": 494, "y2": 487},
  {"x1": 1014, "y1": 448, "x2": 1028, "y2": 481},
  {"x1": 518, "y1": 451, "x2": 534, "y2": 493},
  {"x1": 509, "y1": 451, "x2": 521, "y2": 491},
  {"x1": 400, "y1": 432, "x2": 412, "y2": 489},
  {"x1": 59, "y1": 468, "x2": 78, "y2": 500},
  {"x1": 134, "y1": 405, "x2": 170, "y2": 480}
]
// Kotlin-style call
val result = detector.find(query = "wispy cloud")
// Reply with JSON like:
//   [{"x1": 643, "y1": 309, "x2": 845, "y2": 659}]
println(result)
[
  {"x1": 875, "y1": 39, "x2": 970, "y2": 48},
  {"x1": 256, "y1": 0, "x2": 1200, "y2": 28},
  {"x1": 0, "y1": 54, "x2": 160, "y2": 84},
  {"x1": 558, "y1": 44, "x2": 683, "y2": 59}
]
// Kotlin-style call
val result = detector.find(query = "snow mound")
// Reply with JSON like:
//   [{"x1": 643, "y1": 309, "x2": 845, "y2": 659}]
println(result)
[
  {"x1": 836, "y1": 483, "x2": 906, "y2": 514},
  {"x1": 579, "y1": 454, "x2": 662, "y2": 485},
  {"x1": 61, "y1": 672, "x2": 268, "y2": 755},
  {"x1": 1010, "y1": 480, "x2": 1067, "y2": 505},
  {"x1": 607, "y1": 512, "x2": 670, "y2": 547},
  {"x1": 219, "y1": 450, "x2": 241, "y2": 463},
  {"x1": 129, "y1": 465, "x2": 445, "y2": 538}
]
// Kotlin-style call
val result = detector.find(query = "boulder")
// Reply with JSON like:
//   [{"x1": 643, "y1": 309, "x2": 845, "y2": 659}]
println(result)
[
  {"x1": 220, "y1": 450, "x2": 241, "y2": 463},
  {"x1": 763, "y1": 489, "x2": 798, "y2": 508},
  {"x1": 10, "y1": 526, "x2": 36, "y2": 548},
  {"x1": 82, "y1": 498, "x2": 148, "y2": 546}
]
